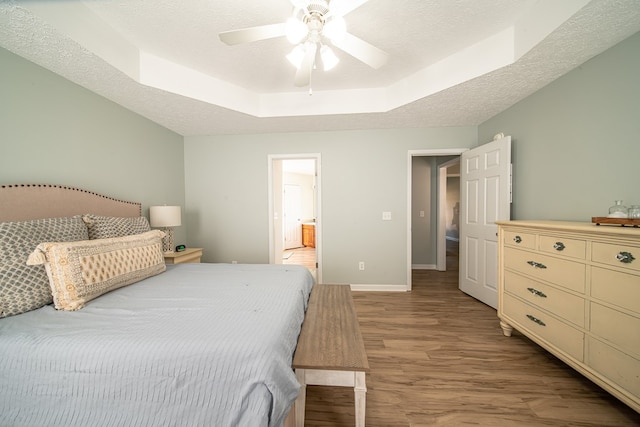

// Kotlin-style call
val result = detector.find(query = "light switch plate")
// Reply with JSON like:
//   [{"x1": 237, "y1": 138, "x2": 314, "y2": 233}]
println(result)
[{"x1": 382, "y1": 211, "x2": 392, "y2": 220}]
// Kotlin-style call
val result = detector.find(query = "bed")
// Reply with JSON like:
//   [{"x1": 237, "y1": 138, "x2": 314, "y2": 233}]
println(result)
[{"x1": 0, "y1": 184, "x2": 315, "y2": 427}]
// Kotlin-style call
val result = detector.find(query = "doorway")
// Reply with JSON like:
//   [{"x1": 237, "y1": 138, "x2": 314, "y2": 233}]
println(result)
[
  {"x1": 407, "y1": 149, "x2": 466, "y2": 291},
  {"x1": 437, "y1": 158, "x2": 461, "y2": 271},
  {"x1": 268, "y1": 154, "x2": 321, "y2": 283}
]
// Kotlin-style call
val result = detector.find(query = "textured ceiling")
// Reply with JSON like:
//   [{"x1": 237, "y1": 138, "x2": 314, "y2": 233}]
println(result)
[{"x1": 1, "y1": 0, "x2": 639, "y2": 136}]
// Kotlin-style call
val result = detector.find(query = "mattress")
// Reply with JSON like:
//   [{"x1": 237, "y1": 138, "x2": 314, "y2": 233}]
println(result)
[{"x1": 0, "y1": 263, "x2": 315, "y2": 427}]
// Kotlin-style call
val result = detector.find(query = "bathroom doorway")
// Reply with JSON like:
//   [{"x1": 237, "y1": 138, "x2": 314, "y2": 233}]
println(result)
[{"x1": 268, "y1": 154, "x2": 321, "y2": 282}]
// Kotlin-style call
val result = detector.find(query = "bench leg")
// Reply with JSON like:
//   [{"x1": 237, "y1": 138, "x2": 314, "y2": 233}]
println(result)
[
  {"x1": 294, "y1": 369, "x2": 366, "y2": 427},
  {"x1": 354, "y1": 371, "x2": 367, "y2": 427},
  {"x1": 294, "y1": 369, "x2": 306, "y2": 427}
]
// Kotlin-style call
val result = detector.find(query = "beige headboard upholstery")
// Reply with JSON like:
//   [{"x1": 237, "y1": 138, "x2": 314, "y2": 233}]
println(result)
[{"x1": 0, "y1": 184, "x2": 142, "y2": 222}]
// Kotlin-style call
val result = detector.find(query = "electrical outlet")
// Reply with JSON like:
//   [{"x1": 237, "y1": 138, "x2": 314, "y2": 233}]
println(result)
[
  {"x1": 231, "y1": 260, "x2": 237, "y2": 264},
  {"x1": 359, "y1": 261, "x2": 365, "y2": 271},
  {"x1": 382, "y1": 211, "x2": 392, "y2": 220}
]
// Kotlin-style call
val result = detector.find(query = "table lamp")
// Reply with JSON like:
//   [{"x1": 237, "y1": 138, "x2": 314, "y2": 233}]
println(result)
[{"x1": 150, "y1": 205, "x2": 181, "y2": 253}]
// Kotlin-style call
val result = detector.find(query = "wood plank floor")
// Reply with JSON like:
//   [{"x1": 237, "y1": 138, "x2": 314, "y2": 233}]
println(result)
[
  {"x1": 284, "y1": 246, "x2": 316, "y2": 271},
  {"x1": 302, "y1": 246, "x2": 640, "y2": 426}
]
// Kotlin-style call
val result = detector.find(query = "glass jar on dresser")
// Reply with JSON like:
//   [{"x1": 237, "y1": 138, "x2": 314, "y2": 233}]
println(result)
[{"x1": 497, "y1": 220, "x2": 640, "y2": 414}]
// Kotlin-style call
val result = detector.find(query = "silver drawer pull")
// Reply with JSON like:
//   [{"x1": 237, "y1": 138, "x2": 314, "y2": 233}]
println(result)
[
  {"x1": 616, "y1": 251, "x2": 635, "y2": 264},
  {"x1": 527, "y1": 261, "x2": 547, "y2": 269},
  {"x1": 553, "y1": 242, "x2": 565, "y2": 251},
  {"x1": 513, "y1": 236, "x2": 522, "y2": 243},
  {"x1": 527, "y1": 287, "x2": 547, "y2": 298},
  {"x1": 526, "y1": 314, "x2": 546, "y2": 327}
]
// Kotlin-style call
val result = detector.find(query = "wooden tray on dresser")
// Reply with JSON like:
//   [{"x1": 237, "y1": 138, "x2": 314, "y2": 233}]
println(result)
[{"x1": 592, "y1": 217, "x2": 640, "y2": 227}]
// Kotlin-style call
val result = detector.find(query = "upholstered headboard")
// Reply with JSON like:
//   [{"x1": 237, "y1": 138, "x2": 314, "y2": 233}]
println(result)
[{"x1": 0, "y1": 184, "x2": 142, "y2": 222}]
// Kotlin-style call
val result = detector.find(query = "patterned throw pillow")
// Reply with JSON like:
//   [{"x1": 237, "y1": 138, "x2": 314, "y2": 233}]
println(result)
[
  {"x1": 0, "y1": 216, "x2": 89, "y2": 318},
  {"x1": 82, "y1": 214, "x2": 150, "y2": 240},
  {"x1": 27, "y1": 230, "x2": 166, "y2": 311}
]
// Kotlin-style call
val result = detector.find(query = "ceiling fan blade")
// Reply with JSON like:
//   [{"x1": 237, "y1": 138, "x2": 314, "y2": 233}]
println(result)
[
  {"x1": 294, "y1": 45, "x2": 317, "y2": 87},
  {"x1": 219, "y1": 23, "x2": 286, "y2": 45},
  {"x1": 332, "y1": 32, "x2": 388, "y2": 69},
  {"x1": 327, "y1": 0, "x2": 369, "y2": 17}
]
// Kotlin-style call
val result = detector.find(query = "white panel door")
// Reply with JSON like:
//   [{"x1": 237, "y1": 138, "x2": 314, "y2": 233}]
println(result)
[
  {"x1": 459, "y1": 135, "x2": 511, "y2": 308},
  {"x1": 284, "y1": 184, "x2": 302, "y2": 250}
]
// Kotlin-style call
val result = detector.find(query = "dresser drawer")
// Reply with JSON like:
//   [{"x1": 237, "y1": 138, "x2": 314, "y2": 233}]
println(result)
[
  {"x1": 503, "y1": 230, "x2": 536, "y2": 249},
  {"x1": 591, "y1": 267, "x2": 640, "y2": 313},
  {"x1": 539, "y1": 235, "x2": 586, "y2": 260},
  {"x1": 504, "y1": 247, "x2": 586, "y2": 293},
  {"x1": 587, "y1": 336, "x2": 640, "y2": 398},
  {"x1": 592, "y1": 242, "x2": 640, "y2": 273},
  {"x1": 502, "y1": 293, "x2": 584, "y2": 361},
  {"x1": 591, "y1": 303, "x2": 640, "y2": 357},
  {"x1": 504, "y1": 270, "x2": 585, "y2": 327}
]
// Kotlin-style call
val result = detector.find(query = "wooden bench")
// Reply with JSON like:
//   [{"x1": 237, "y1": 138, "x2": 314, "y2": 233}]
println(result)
[{"x1": 292, "y1": 284, "x2": 370, "y2": 427}]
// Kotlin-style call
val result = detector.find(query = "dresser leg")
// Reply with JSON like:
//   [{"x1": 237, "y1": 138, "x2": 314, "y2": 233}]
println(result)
[{"x1": 500, "y1": 320, "x2": 513, "y2": 337}]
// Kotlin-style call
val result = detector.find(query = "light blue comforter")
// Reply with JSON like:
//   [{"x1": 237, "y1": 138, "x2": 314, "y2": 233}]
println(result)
[{"x1": 0, "y1": 263, "x2": 314, "y2": 427}]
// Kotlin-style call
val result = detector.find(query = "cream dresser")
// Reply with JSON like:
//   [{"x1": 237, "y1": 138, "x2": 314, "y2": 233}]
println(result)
[{"x1": 497, "y1": 220, "x2": 640, "y2": 413}]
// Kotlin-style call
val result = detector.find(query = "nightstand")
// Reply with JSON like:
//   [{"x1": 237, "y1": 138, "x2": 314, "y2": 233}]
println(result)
[{"x1": 163, "y1": 248, "x2": 203, "y2": 264}]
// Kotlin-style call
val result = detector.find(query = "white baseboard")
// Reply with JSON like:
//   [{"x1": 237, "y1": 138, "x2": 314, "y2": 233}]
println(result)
[
  {"x1": 411, "y1": 264, "x2": 437, "y2": 270},
  {"x1": 349, "y1": 283, "x2": 408, "y2": 292}
]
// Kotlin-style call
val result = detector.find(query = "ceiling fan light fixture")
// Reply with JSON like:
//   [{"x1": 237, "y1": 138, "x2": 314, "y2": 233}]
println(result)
[
  {"x1": 220, "y1": 0, "x2": 387, "y2": 87},
  {"x1": 320, "y1": 45, "x2": 339, "y2": 71},
  {"x1": 285, "y1": 16, "x2": 308, "y2": 44},
  {"x1": 286, "y1": 44, "x2": 306, "y2": 69},
  {"x1": 323, "y1": 16, "x2": 346, "y2": 43}
]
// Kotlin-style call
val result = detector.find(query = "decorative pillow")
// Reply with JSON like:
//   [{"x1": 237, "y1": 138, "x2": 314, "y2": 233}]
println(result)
[
  {"x1": 0, "y1": 216, "x2": 89, "y2": 318},
  {"x1": 82, "y1": 214, "x2": 150, "y2": 240},
  {"x1": 27, "y1": 230, "x2": 166, "y2": 311}
]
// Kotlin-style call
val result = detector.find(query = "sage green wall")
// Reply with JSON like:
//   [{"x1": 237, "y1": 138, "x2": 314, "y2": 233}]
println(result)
[
  {"x1": 479, "y1": 31, "x2": 640, "y2": 221},
  {"x1": 184, "y1": 128, "x2": 476, "y2": 287},
  {"x1": 0, "y1": 47, "x2": 186, "y2": 244}
]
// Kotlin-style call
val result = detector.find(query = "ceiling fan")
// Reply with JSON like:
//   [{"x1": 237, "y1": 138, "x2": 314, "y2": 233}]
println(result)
[{"x1": 218, "y1": 0, "x2": 389, "y2": 87}]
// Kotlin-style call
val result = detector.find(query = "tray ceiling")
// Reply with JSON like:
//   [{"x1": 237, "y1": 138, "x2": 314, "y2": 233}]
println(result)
[{"x1": 1, "y1": 0, "x2": 639, "y2": 136}]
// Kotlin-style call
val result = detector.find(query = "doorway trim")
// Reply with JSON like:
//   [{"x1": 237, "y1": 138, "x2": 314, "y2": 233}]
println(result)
[
  {"x1": 268, "y1": 153, "x2": 322, "y2": 284},
  {"x1": 407, "y1": 149, "x2": 467, "y2": 291}
]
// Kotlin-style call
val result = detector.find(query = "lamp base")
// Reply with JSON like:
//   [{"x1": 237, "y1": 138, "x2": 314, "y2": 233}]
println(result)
[{"x1": 161, "y1": 228, "x2": 175, "y2": 253}]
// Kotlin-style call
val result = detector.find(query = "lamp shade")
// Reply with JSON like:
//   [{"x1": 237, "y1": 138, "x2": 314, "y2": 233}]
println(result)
[
  {"x1": 285, "y1": 16, "x2": 308, "y2": 44},
  {"x1": 286, "y1": 44, "x2": 306, "y2": 69},
  {"x1": 149, "y1": 206, "x2": 181, "y2": 227},
  {"x1": 320, "y1": 45, "x2": 339, "y2": 71}
]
